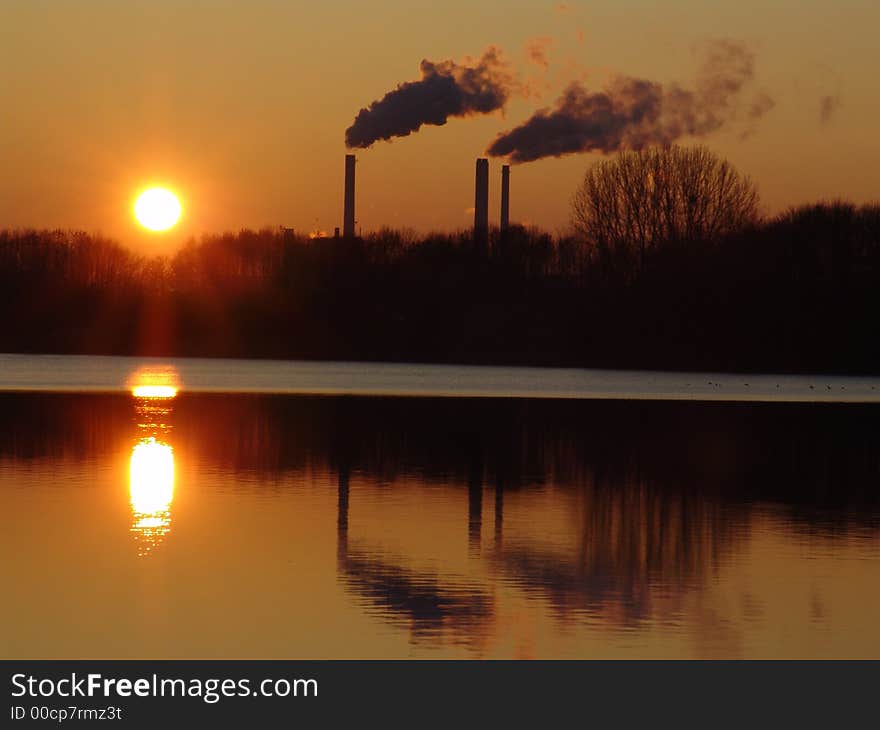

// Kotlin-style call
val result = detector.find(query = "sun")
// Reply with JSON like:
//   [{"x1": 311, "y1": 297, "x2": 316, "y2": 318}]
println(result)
[{"x1": 134, "y1": 187, "x2": 182, "y2": 232}]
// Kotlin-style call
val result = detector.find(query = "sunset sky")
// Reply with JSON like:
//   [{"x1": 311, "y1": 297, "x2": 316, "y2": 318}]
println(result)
[{"x1": 1, "y1": 0, "x2": 878, "y2": 251}]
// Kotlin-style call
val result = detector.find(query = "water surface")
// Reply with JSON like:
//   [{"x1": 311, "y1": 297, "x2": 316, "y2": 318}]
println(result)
[{"x1": 2, "y1": 375, "x2": 878, "y2": 659}]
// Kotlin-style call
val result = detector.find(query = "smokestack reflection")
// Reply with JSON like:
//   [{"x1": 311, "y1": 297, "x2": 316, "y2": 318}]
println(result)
[
  {"x1": 494, "y1": 481, "x2": 503, "y2": 549},
  {"x1": 467, "y1": 449, "x2": 483, "y2": 553},
  {"x1": 337, "y1": 462, "x2": 350, "y2": 564},
  {"x1": 334, "y1": 461, "x2": 494, "y2": 644}
]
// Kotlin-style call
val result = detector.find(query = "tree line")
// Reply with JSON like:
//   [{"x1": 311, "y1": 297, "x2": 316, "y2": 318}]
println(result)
[{"x1": 2, "y1": 146, "x2": 879, "y2": 373}]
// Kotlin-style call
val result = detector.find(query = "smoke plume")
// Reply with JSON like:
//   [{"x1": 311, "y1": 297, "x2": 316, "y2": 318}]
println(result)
[
  {"x1": 819, "y1": 94, "x2": 841, "y2": 124},
  {"x1": 345, "y1": 48, "x2": 513, "y2": 149},
  {"x1": 525, "y1": 37, "x2": 553, "y2": 69},
  {"x1": 487, "y1": 40, "x2": 773, "y2": 163}
]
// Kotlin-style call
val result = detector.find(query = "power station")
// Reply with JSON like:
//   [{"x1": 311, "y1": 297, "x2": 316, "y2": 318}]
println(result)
[{"x1": 338, "y1": 155, "x2": 510, "y2": 240}]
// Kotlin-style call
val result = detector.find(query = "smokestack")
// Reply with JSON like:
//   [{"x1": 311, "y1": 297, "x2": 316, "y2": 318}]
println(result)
[
  {"x1": 500, "y1": 164, "x2": 510, "y2": 232},
  {"x1": 474, "y1": 158, "x2": 489, "y2": 246},
  {"x1": 343, "y1": 154, "x2": 356, "y2": 238}
]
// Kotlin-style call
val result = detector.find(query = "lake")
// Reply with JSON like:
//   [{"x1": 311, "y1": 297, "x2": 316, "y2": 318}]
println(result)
[{"x1": 1, "y1": 354, "x2": 879, "y2": 658}]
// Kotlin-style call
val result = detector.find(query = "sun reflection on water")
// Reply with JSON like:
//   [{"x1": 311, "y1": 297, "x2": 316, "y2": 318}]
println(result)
[
  {"x1": 127, "y1": 364, "x2": 180, "y2": 399},
  {"x1": 131, "y1": 385, "x2": 177, "y2": 399},
  {"x1": 127, "y1": 365, "x2": 180, "y2": 557},
  {"x1": 129, "y1": 438, "x2": 174, "y2": 556}
]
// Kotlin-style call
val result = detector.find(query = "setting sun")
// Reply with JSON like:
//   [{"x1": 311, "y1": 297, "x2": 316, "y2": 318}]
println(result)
[{"x1": 134, "y1": 187, "x2": 182, "y2": 232}]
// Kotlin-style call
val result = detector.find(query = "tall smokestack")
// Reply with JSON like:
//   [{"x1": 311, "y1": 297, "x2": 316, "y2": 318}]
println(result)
[
  {"x1": 500, "y1": 164, "x2": 510, "y2": 232},
  {"x1": 343, "y1": 154, "x2": 356, "y2": 238},
  {"x1": 474, "y1": 158, "x2": 489, "y2": 246}
]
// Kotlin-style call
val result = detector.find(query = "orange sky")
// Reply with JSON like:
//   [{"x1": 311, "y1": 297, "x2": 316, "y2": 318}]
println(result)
[{"x1": 1, "y1": 1, "x2": 878, "y2": 252}]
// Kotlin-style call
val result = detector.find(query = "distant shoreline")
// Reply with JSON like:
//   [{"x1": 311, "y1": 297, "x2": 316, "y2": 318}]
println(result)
[
  {"x1": 3, "y1": 204, "x2": 880, "y2": 376},
  {"x1": 2, "y1": 352, "x2": 880, "y2": 403}
]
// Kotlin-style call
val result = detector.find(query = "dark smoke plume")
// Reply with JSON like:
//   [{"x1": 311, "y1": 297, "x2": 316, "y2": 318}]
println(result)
[
  {"x1": 345, "y1": 48, "x2": 513, "y2": 149},
  {"x1": 487, "y1": 40, "x2": 773, "y2": 163}
]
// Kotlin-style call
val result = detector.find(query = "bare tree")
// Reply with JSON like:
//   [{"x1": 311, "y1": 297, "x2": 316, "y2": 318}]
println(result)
[{"x1": 571, "y1": 145, "x2": 759, "y2": 272}]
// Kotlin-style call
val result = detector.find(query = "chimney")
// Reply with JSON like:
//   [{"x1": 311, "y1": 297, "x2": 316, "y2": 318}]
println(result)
[
  {"x1": 500, "y1": 164, "x2": 510, "y2": 232},
  {"x1": 474, "y1": 158, "x2": 489, "y2": 246},
  {"x1": 343, "y1": 154, "x2": 356, "y2": 238}
]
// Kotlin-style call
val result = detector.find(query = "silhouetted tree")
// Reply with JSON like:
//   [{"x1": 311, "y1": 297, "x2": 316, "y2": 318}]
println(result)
[{"x1": 571, "y1": 145, "x2": 760, "y2": 273}]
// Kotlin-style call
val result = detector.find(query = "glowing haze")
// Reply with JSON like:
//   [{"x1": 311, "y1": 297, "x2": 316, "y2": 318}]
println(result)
[{"x1": 0, "y1": 1, "x2": 878, "y2": 250}]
